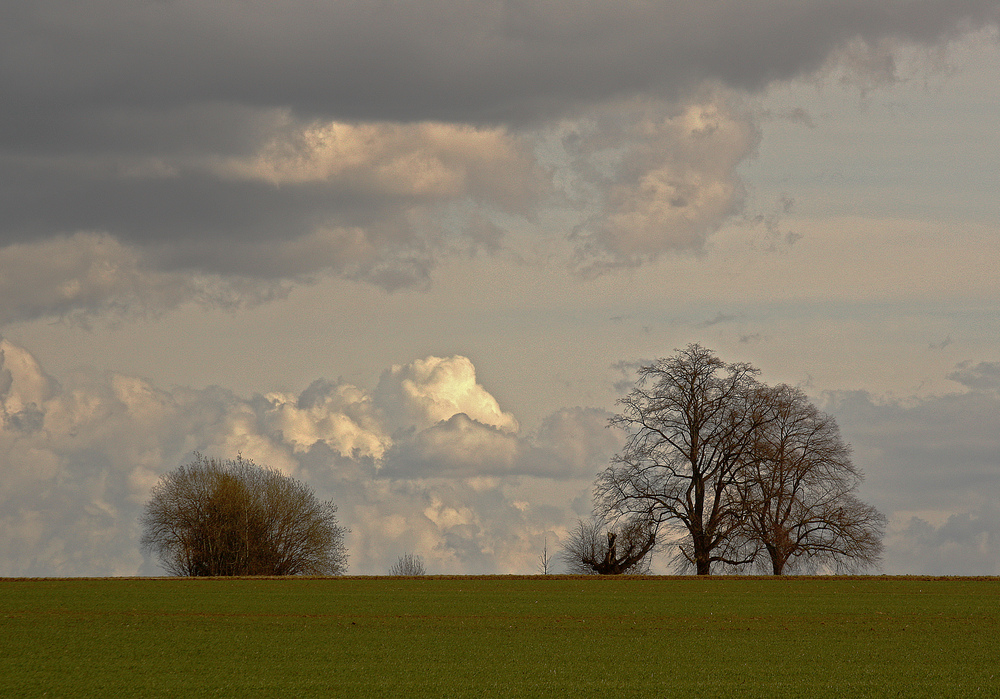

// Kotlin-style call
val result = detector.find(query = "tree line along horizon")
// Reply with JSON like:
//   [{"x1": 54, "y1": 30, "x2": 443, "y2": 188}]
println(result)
[{"x1": 141, "y1": 343, "x2": 886, "y2": 577}]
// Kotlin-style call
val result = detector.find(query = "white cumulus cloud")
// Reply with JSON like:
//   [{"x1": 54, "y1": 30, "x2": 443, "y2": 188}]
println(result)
[
  {"x1": 374, "y1": 355, "x2": 519, "y2": 433},
  {"x1": 0, "y1": 340, "x2": 606, "y2": 576}
]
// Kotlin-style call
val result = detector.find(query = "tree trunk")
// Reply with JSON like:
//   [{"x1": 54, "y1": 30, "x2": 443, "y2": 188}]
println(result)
[
  {"x1": 693, "y1": 530, "x2": 712, "y2": 575},
  {"x1": 767, "y1": 544, "x2": 784, "y2": 575}
]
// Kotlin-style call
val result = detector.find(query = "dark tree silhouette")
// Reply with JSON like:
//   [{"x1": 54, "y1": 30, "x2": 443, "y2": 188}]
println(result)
[
  {"x1": 597, "y1": 345, "x2": 772, "y2": 575},
  {"x1": 560, "y1": 515, "x2": 656, "y2": 575},
  {"x1": 732, "y1": 384, "x2": 886, "y2": 574},
  {"x1": 141, "y1": 454, "x2": 348, "y2": 576}
]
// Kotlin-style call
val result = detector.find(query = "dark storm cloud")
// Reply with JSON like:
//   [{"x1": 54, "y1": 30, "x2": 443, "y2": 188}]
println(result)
[
  {"x1": 1, "y1": 0, "x2": 997, "y2": 317},
  {"x1": 4, "y1": 0, "x2": 997, "y2": 126},
  {"x1": 1, "y1": 163, "x2": 312, "y2": 246}
]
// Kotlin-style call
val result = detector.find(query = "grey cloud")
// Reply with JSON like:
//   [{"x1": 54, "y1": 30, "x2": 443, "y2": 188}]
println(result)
[
  {"x1": 0, "y1": 117, "x2": 544, "y2": 318},
  {"x1": 885, "y1": 506, "x2": 1000, "y2": 575},
  {"x1": 1, "y1": 115, "x2": 544, "y2": 249},
  {"x1": 611, "y1": 358, "x2": 653, "y2": 395},
  {"x1": 787, "y1": 107, "x2": 817, "y2": 128},
  {"x1": 2, "y1": 0, "x2": 997, "y2": 317},
  {"x1": 379, "y1": 406, "x2": 619, "y2": 480},
  {"x1": 380, "y1": 413, "x2": 528, "y2": 478},
  {"x1": 929, "y1": 335, "x2": 954, "y2": 350},
  {"x1": 820, "y1": 385, "x2": 1000, "y2": 573},
  {"x1": 696, "y1": 312, "x2": 742, "y2": 328},
  {"x1": 825, "y1": 388, "x2": 1000, "y2": 512},
  {"x1": 948, "y1": 360, "x2": 1000, "y2": 392},
  {"x1": 535, "y1": 407, "x2": 622, "y2": 475},
  {"x1": 0, "y1": 232, "x2": 297, "y2": 325},
  {"x1": 4, "y1": 0, "x2": 996, "y2": 127}
]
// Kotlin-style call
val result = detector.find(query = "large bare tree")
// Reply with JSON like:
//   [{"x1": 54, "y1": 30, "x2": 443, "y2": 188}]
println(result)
[
  {"x1": 141, "y1": 454, "x2": 348, "y2": 576},
  {"x1": 560, "y1": 515, "x2": 656, "y2": 575},
  {"x1": 596, "y1": 344, "x2": 773, "y2": 575},
  {"x1": 732, "y1": 385, "x2": 886, "y2": 574}
]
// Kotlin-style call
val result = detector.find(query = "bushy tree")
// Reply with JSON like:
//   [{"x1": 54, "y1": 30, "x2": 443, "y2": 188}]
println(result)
[
  {"x1": 560, "y1": 515, "x2": 656, "y2": 575},
  {"x1": 141, "y1": 454, "x2": 348, "y2": 576},
  {"x1": 388, "y1": 553, "x2": 426, "y2": 576}
]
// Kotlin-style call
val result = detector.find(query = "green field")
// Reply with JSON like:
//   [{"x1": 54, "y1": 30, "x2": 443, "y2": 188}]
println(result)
[{"x1": 2, "y1": 576, "x2": 998, "y2": 697}]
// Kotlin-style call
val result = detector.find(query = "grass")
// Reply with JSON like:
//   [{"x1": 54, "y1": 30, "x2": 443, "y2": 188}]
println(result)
[{"x1": 1, "y1": 576, "x2": 998, "y2": 697}]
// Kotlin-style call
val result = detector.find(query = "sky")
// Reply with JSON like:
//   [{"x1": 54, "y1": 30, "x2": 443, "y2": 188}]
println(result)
[{"x1": 1, "y1": 0, "x2": 999, "y2": 576}]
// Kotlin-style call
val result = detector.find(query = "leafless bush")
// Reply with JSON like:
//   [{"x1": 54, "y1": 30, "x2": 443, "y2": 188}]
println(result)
[
  {"x1": 560, "y1": 515, "x2": 656, "y2": 575},
  {"x1": 141, "y1": 454, "x2": 348, "y2": 576},
  {"x1": 389, "y1": 553, "x2": 426, "y2": 576}
]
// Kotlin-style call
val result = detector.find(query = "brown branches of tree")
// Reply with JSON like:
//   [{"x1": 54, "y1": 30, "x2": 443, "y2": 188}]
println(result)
[
  {"x1": 597, "y1": 344, "x2": 772, "y2": 575},
  {"x1": 141, "y1": 454, "x2": 348, "y2": 576},
  {"x1": 597, "y1": 344, "x2": 885, "y2": 575},
  {"x1": 560, "y1": 515, "x2": 656, "y2": 575},
  {"x1": 732, "y1": 384, "x2": 886, "y2": 574}
]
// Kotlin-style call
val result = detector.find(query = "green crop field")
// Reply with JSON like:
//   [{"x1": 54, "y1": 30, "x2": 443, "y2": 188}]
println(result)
[{"x1": 1, "y1": 576, "x2": 998, "y2": 697}]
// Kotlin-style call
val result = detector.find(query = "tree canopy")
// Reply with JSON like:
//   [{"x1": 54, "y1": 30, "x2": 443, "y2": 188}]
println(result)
[
  {"x1": 141, "y1": 454, "x2": 348, "y2": 576},
  {"x1": 731, "y1": 384, "x2": 886, "y2": 574},
  {"x1": 597, "y1": 344, "x2": 884, "y2": 575}
]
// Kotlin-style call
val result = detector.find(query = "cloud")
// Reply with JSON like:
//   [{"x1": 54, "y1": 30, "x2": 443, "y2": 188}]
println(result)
[
  {"x1": 885, "y1": 505, "x2": 1000, "y2": 575},
  {"x1": 374, "y1": 355, "x2": 519, "y2": 433},
  {"x1": 380, "y1": 413, "x2": 525, "y2": 478},
  {"x1": 948, "y1": 360, "x2": 1000, "y2": 393},
  {"x1": 4, "y1": 333, "x2": 999, "y2": 576},
  {"x1": 5, "y1": 1, "x2": 995, "y2": 125},
  {"x1": 0, "y1": 232, "x2": 296, "y2": 324},
  {"x1": 261, "y1": 380, "x2": 388, "y2": 460},
  {"x1": 535, "y1": 407, "x2": 623, "y2": 477},
  {"x1": 820, "y1": 385, "x2": 1000, "y2": 574},
  {"x1": 0, "y1": 340, "x2": 606, "y2": 576},
  {"x1": 696, "y1": 311, "x2": 742, "y2": 329},
  {"x1": 564, "y1": 94, "x2": 760, "y2": 269},
  {"x1": 770, "y1": 107, "x2": 818, "y2": 128},
  {"x1": 0, "y1": 119, "x2": 544, "y2": 319},
  {"x1": 1, "y1": 1, "x2": 997, "y2": 320},
  {"x1": 379, "y1": 406, "x2": 620, "y2": 480}
]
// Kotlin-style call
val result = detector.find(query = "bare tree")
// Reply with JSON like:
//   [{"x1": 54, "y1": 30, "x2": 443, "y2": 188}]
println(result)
[
  {"x1": 597, "y1": 345, "x2": 773, "y2": 575},
  {"x1": 141, "y1": 454, "x2": 348, "y2": 576},
  {"x1": 732, "y1": 385, "x2": 886, "y2": 574},
  {"x1": 560, "y1": 515, "x2": 656, "y2": 575},
  {"x1": 389, "y1": 553, "x2": 427, "y2": 576},
  {"x1": 537, "y1": 536, "x2": 553, "y2": 575}
]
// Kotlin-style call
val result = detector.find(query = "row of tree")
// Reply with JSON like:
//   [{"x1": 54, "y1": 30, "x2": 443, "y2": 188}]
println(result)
[
  {"x1": 565, "y1": 344, "x2": 885, "y2": 575},
  {"x1": 141, "y1": 345, "x2": 884, "y2": 577}
]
